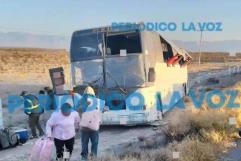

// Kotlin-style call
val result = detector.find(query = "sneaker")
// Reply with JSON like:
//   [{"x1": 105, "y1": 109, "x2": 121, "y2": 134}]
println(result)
[
  {"x1": 81, "y1": 156, "x2": 88, "y2": 161},
  {"x1": 89, "y1": 153, "x2": 96, "y2": 160},
  {"x1": 89, "y1": 153, "x2": 94, "y2": 160},
  {"x1": 63, "y1": 159, "x2": 70, "y2": 161},
  {"x1": 29, "y1": 136, "x2": 38, "y2": 139}
]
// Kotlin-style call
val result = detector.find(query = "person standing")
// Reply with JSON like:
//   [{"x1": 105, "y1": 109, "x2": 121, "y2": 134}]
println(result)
[
  {"x1": 79, "y1": 86, "x2": 101, "y2": 160},
  {"x1": 21, "y1": 91, "x2": 44, "y2": 138},
  {"x1": 46, "y1": 103, "x2": 80, "y2": 161}
]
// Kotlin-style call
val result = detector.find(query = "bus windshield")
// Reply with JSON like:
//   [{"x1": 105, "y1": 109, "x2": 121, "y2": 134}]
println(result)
[{"x1": 70, "y1": 31, "x2": 103, "y2": 62}]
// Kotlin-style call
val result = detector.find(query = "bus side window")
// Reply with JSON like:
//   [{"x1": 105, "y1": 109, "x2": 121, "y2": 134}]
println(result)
[
  {"x1": 161, "y1": 42, "x2": 173, "y2": 62},
  {"x1": 106, "y1": 31, "x2": 142, "y2": 56},
  {"x1": 160, "y1": 36, "x2": 173, "y2": 62}
]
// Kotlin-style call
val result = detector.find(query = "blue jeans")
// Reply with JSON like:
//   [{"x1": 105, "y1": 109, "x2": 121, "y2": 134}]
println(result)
[{"x1": 81, "y1": 129, "x2": 99, "y2": 159}]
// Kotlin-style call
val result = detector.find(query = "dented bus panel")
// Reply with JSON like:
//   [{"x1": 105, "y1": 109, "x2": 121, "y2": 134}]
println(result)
[{"x1": 69, "y1": 26, "x2": 191, "y2": 125}]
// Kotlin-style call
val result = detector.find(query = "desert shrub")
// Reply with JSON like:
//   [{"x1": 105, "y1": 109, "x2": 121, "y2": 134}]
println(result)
[
  {"x1": 177, "y1": 137, "x2": 222, "y2": 161},
  {"x1": 165, "y1": 110, "x2": 192, "y2": 141},
  {"x1": 99, "y1": 149, "x2": 171, "y2": 161},
  {"x1": 99, "y1": 81, "x2": 241, "y2": 161},
  {"x1": 190, "y1": 110, "x2": 237, "y2": 143}
]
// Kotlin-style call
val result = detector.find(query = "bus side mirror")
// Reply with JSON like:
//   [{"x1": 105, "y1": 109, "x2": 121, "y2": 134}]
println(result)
[{"x1": 148, "y1": 68, "x2": 155, "y2": 82}]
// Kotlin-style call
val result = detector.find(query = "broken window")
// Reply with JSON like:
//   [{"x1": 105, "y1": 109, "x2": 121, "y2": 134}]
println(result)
[
  {"x1": 161, "y1": 43, "x2": 168, "y2": 52},
  {"x1": 105, "y1": 31, "x2": 142, "y2": 56},
  {"x1": 160, "y1": 36, "x2": 173, "y2": 62}
]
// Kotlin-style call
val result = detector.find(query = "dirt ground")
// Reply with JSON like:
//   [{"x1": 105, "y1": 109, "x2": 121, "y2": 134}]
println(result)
[
  {"x1": 0, "y1": 62, "x2": 241, "y2": 161},
  {"x1": 0, "y1": 125, "x2": 159, "y2": 161}
]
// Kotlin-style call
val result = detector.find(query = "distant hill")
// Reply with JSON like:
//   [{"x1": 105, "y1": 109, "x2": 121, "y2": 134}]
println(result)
[
  {"x1": 174, "y1": 40, "x2": 241, "y2": 52},
  {"x1": 0, "y1": 32, "x2": 241, "y2": 52},
  {"x1": 0, "y1": 32, "x2": 70, "y2": 49}
]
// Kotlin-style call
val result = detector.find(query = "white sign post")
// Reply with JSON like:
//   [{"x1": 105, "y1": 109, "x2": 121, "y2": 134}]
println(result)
[{"x1": 0, "y1": 99, "x2": 4, "y2": 129}]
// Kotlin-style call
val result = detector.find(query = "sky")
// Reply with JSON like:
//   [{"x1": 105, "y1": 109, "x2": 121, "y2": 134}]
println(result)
[{"x1": 0, "y1": 0, "x2": 241, "y2": 41}]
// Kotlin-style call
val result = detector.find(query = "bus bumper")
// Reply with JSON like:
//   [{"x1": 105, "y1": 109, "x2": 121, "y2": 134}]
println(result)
[{"x1": 101, "y1": 110, "x2": 162, "y2": 125}]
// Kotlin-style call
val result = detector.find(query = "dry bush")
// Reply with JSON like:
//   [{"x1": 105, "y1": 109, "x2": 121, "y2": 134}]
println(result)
[
  {"x1": 224, "y1": 81, "x2": 241, "y2": 127},
  {"x1": 189, "y1": 52, "x2": 233, "y2": 63},
  {"x1": 100, "y1": 81, "x2": 241, "y2": 161},
  {"x1": 190, "y1": 110, "x2": 237, "y2": 142},
  {"x1": 165, "y1": 109, "x2": 192, "y2": 141},
  {"x1": 99, "y1": 108, "x2": 236, "y2": 161},
  {"x1": 120, "y1": 150, "x2": 170, "y2": 161},
  {"x1": 98, "y1": 149, "x2": 171, "y2": 161},
  {"x1": 174, "y1": 137, "x2": 223, "y2": 161},
  {"x1": 190, "y1": 81, "x2": 241, "y2": 140}
]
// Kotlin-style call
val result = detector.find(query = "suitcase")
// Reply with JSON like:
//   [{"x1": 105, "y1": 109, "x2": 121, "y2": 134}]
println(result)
[
  {"x1": 5, "y1": 128, "x2": 18, "y2": 146},
  {"x1": 0, "y1": 130, "x2": 10, "y2": 149},
  {"x1": 0, "y1": 128, "x2": 18, "y2": 149},
  {"x1": 80, "y1": 110, "x2": 101, "y2": 131}
]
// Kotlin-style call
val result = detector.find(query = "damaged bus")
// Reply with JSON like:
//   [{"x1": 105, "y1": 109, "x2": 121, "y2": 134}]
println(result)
[{"x1": 57, "y1": 26, "x2": 191, "y2": 125}]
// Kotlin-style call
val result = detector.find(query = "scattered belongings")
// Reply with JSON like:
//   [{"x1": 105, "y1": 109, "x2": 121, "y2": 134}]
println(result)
[
  {"x1": 29, "y1": 137, "x2": 54, "y2": 161},
  {"x1": 14, "y1": 128, "x2": 29, "y2": 144},
  {"x1": 0, "y1": 128, "x2": 19, "y2": 150}
]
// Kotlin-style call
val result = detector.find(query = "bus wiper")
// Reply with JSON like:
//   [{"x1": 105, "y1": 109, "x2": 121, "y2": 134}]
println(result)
[
  {"x1": 106, "y1": 72, "x2": 127, "y2": 94},
  {"x1": 83, "y1": 77, "x2": 102, "y2": 86}
]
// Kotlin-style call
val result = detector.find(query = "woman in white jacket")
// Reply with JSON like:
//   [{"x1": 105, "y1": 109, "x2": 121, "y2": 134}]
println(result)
[{"x1": 46, "y1": 103, "x2": 80, "y2": 161}]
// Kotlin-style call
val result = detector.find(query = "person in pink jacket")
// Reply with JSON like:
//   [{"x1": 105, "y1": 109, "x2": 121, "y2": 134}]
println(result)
[{"x1": 46, "y1": 103, "x2": 80, "y2": 161}]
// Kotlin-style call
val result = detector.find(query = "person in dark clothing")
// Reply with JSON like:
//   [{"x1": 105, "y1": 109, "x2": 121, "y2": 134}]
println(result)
[
  {"x1": 54, "y1": 137, "x2": 75, "y2": 160},
  {"x1": 39, "y1": 90, "x2": 45, "y2": 95},
  {"x1": 45, "y1": 88, "x2": 55, "y2": 110},
  {"x1": 21, "y1": 91, "x2": 44, "y2": 138}
]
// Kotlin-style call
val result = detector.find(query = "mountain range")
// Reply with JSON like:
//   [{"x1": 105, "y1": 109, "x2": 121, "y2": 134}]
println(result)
[
  {"x1": 0, "y1": 32, "x2": 241, "y2": 53},
  {"x1": 0, "y1": 32, "x2": 70, "y2": 49}
]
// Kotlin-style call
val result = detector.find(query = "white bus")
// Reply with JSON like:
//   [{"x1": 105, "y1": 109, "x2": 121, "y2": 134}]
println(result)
[{"x1": 68, "y1": 26, "x2": 191, "y2": 125}]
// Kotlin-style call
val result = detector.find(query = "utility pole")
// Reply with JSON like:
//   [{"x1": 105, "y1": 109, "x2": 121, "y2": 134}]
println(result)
[{"x1": 198, "y1": 30, "x2": 203, "y2": 65}]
